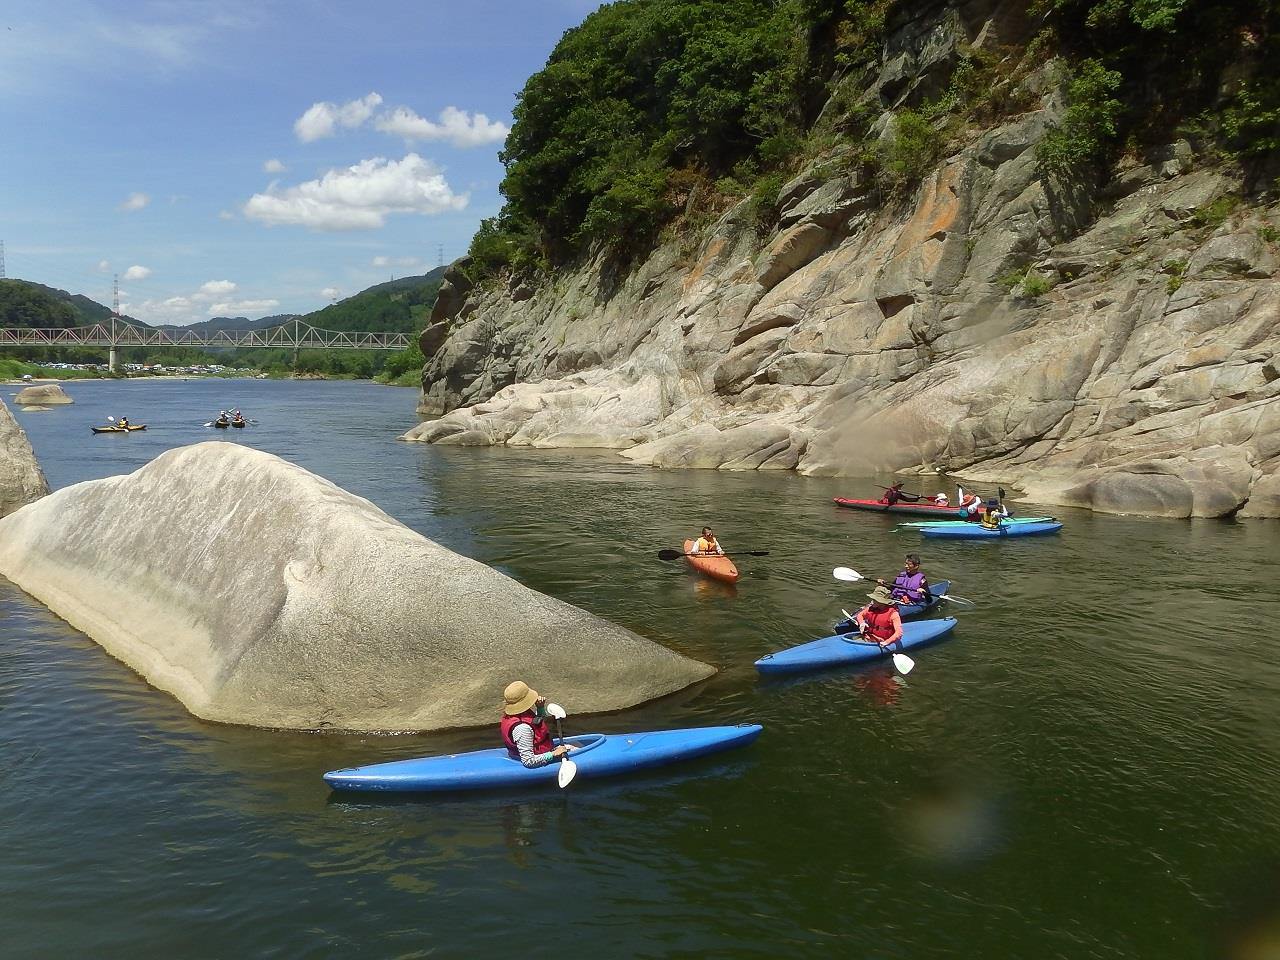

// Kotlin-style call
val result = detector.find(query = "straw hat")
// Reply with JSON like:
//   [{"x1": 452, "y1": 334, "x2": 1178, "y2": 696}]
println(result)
[
  {"x1": 502, "y1": 680, "x2": 540, "y2": 715},
  {"x1": 866, "y1": 585, "x2": 899, "y2": 606}
]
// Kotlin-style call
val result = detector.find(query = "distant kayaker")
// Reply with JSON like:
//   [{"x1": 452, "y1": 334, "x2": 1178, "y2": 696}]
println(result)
[
  {"x1": 118, "y1": 416, "x2": 130, "y2": 428},
  {"x1": 854, "y1": 585, "x2": 904, "y2": 649},
  {"x1": 879, "y1": 482, "x2": 921, "y2": 505},
  {"x1": 879, "y1": 553, "x2": 931, "y2": 605},
  {"x1": 980, "y1": 498, "x2": 1008, "y2": 530},
  {"x1": 500, "y1": 681, "x2": 575, "y2": 768},
  {"x1": 689, "y1": 527, "x2": 725, "y2": 556}
]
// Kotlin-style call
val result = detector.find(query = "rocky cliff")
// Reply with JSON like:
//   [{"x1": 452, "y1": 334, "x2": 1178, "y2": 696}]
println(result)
[
  {"x1": 0, "y1": 397, "x2": 49, "y2": 517},
  {"x1": 404, "y1": 2, "x2": 1280, "y2": 518},
  {"x1": 0, "y1": 442, "x2": 713, "y2": 731}
]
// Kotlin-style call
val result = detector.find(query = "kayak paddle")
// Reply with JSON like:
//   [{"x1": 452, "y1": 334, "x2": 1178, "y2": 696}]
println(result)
[
  {"x1": 657, "y1": 548, "x2": 769, "y2": 561},
  {"x1": 545, "y1": 702, "x2": 577, "y2": 788},
  {"x1": 839, "y1": 607, "x2": 915, "y2": 675},
  {"x1": 833, "y1": 566, "x2": 976, "y2": 605}
]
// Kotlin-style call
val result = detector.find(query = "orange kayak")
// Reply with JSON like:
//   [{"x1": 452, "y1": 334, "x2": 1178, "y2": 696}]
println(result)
[{"x1": 683, "y1": 539, "x2": 740, "y2": 584}]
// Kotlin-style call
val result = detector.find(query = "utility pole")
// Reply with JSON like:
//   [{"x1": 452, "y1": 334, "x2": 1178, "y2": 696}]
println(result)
[{"x1": 108, "y1": 274, "x2": 120, "y2": 373}]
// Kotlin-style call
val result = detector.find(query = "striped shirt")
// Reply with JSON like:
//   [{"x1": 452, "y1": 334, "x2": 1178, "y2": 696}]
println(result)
[{"x1": 510, "y1": 722, "x2": 557, "y2": 768}]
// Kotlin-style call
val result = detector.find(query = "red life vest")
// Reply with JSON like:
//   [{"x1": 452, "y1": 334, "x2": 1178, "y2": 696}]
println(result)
[
  {"x1": 861, "y1": 605, "x2": 899, "y2": 642},
  {"x1": 500, "y1": 711, "x2": 554, "y2": 759}
]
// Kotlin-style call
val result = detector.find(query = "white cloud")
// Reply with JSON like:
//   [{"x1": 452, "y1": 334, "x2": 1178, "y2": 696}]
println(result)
[
  {"x1": 195, "y1": 280, "x2": 237, "y2": 299},
  {"x1": 122, "y1": 265, "x2": 151, "y2": 281},
  {"x1": 374, "y1": 105, "x2": 509, "y2": 148},
  {"x1": 218, "y1": 210, "x2": 235, "y2": 220},
  {"x1": 263, "y1": 158, "x2": 286, "y2": 173},
  {"x1": 321, "y1": 287, "x2": 341, "y2": 300},
  {"x1": 294, "y1": 92, "x2": 383, "y2": 142},
  {"x1": 210, "y1": 299, "x2": 280, "y2": 316},
  {"x1": 97, "y1": 259, "x2": 111, "y2": 272},
  {"x1": 372, "y1": 255, "x2": 422, "y2": 268},
  {"x1": 119, "y1": 192, "x2": 150, "y2": 212},
  {"x1": 242, "y1": 153, "x2": 468, "y2": 231}
]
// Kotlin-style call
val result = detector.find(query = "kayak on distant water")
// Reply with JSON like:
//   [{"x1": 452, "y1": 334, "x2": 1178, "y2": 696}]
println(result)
[
  {"x1": 683, "y1": 539, "x2": 739, "y2": 584},
  {"x1": 91, "y1": 424, "x2": 147, "y2": 433},
  {"x1": 919, "y1": 520, "x2": 1064, "y2": 539},
  {"x1": 833, "y1": 497, "x2": 968, "y2": 519},
  {"x1": 323, "y1": 724, "x2": 764, "y2": 793},
  {"x1": 756, "y1": 618, "x2": 958, "y2": 675}
]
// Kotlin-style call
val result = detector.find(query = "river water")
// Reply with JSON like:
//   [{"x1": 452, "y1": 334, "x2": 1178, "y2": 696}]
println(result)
[{"x1": 3, "y1": 378, "x2": 1280, "y2": 959}]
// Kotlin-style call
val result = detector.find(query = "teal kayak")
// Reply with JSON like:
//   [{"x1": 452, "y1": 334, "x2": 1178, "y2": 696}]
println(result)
[
  {"x1": 895, "y1": 516, "x2": 1056, "y2": 528},
  {"x1": 756, "y1": 617, "x2": 958, "y2": 675},
  {"x1": 919, "y1": 521, "x2": 1063, "y2": 539},
  {"x1": 323, "y1": 724, "x2": 763, "y2": 793}
]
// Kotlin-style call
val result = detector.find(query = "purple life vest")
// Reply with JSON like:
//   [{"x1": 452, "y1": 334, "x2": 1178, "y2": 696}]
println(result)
[{"x1": 892, "y1": 570, "x2": 927, "y2": 602}]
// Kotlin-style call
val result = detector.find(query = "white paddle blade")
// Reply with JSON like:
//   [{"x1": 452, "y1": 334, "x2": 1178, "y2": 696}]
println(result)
[
  {"x1": 557, "y1": 757, "x2": 577, "y2": 789},
  {"x1": 892, "y1": 653, "x2": 915, "y2": 675},
  {"x1": 833, "y1": 567, "x2": 863, "y2": 582},
  {"x1": 106, "y1": 415, "x2": 116, "y2": 422},
  {"x1": 545, "y1": 702, "x2": 567, "y2": 720},
  {"x1": 841, "y1": 609, "x2": 854, "y2": 620}
]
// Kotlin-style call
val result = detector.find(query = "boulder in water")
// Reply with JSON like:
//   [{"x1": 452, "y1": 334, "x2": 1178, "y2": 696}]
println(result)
[
  {"x1": 0, "y1": 442, "x2": 713, "y2": 731},
  {"x1": 0, "y1": 398, "x2": 49, "y2": 517},
  {"x1": 14, "y1": 383, "x2": 73, "y2": 405}
]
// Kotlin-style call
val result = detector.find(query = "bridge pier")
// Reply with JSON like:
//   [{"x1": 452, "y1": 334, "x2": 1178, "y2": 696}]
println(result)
[{"x1": 108, "y1": 347, "x2": 117, "y2": 373}]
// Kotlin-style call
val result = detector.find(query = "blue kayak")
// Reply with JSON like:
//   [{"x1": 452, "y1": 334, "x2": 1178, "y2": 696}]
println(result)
[
  {"x1": 756, "y1": 617, "x2": 958, "y2": 675},
  {"x1": 919, "y1": 521, "x2": 1063, "y2": 539},
  {"x1": 895, "y1": 516, "x2": 1056, "y2": 528},
  {"x1": 323, "y1": 724, "x2": 763, "y2": 793},
  {"x1": 834, "y1": 579, "x2": 951, "y2": 629}
]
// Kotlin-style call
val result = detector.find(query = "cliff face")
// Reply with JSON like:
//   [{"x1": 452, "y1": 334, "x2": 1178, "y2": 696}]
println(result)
[{"x1": 405, "y1": 3, "x2": 1280, "y2": 518}]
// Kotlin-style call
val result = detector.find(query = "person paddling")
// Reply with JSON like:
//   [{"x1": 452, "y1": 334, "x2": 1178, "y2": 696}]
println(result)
[
  {"x1": 853, "y1": 585, "x2": 904, "y2": 649},
  {"x1": 878, "y1": 553, "x2": 931, "y2": 606},
  {"x1": 688, "y1": 526, "x2": 724, "y2": 556},
  {"x1": 500, "y1": 681, "x2": 575, "y2": 768},
  {"x1": 117, "y1": 416, "x2": 130, "y2": 429},
  {"x1": 980, "y1": 497, "x2": 1008, "y2": 530},
  {"x1": 957, "y1": 486, "x2": 983, "y2": 520},
  {"x1": 879, "y1": 481, "x2": 921, "y2": 505}
]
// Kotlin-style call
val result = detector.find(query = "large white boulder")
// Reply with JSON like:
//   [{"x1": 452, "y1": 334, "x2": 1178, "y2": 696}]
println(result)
[
  {"x1": 0, "y1": 442, "x2": 713, "y2": 731},
  {"x1": 0, "y1": 397, "x2": 49, "y2": 517},
  {"x1": 14, "y1": 383, "x2": 73, "y2": 405}
]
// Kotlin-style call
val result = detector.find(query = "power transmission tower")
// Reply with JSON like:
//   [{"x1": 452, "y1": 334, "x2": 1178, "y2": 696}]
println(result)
[
  {"x1": 437, "y1": 243, "x2": 444, "y2": 269},
  {"x1": 0, "y1": 240, "x2": 6, "y2": 279},
  {"x1": 109, "y1": 274, "x2": 120, "y2": 372}
]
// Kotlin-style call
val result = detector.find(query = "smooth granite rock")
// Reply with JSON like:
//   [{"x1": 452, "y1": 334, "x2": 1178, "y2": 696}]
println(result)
[
  {"x1": 0, "y1": 442, "x2": 713, "y2": 730},
  {"x1": 0, "y1": 397, "x2": 49, "y2": 517},
  {"x1": 15, "y1": 384, "x2": 73, "y2": 405}
]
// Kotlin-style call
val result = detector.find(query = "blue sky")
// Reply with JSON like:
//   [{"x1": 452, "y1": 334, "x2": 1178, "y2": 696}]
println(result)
[{"x1": 0, "y1": 0, "x2": 600, "y2": 324}]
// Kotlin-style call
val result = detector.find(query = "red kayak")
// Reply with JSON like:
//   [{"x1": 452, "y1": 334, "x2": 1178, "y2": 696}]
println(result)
[{"x1": 833, "y1": 497, "x2": 968, "y2": 519}]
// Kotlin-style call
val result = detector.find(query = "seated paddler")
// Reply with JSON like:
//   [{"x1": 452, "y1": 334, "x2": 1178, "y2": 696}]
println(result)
[
  {"x1": 853, "y1": 585, "x2": 904, "y2": 649},
  {"x1": 500, "y1": 681, "x2": 575, "y2": 768},
  {"x1": 878, "y1": 553, "x2": 931, "y2": 606}
]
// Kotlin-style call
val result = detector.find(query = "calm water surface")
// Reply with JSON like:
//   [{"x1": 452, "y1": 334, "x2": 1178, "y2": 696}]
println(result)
[{"x1": 3, "y1": 378, "x2": 1280, "y2": 959}]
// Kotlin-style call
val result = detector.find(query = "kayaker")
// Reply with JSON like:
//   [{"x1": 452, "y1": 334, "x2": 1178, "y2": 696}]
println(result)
[
  {"x1": 500, "y1": 681, "x2": 574, "y2": 768},
  {"x1": 689, "y1": 527, "x2": 725, "y2": 556},
  {"x1": 879, "y1": 482, "x2": 922, "y2": 505},
  {"x1": 878, "y1": 553, "x2": 931, "y2": 605},
  {"x1": 980, "y1": 498, "x2": 1007, "y2": 530},
  {"x1": 853, "y1": 585, "x2": 904, "y2": 649},
  {"x1": 957, "y1": 486, "x2": 983, "y2": 520},
  {"x1": 118, "y1": 416, "x2": 130, "y2": 429}
]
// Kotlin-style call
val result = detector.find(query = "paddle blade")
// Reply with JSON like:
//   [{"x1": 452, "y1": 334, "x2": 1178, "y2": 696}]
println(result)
[
  {"x1": 106, "y1": 415, "x2": 115, "y2": 422},
  {"x1": 833, "y1": 567, "x2": 863, "y2": 582},
  {"x1": 892, "y1": 653, "x2": 915, "y2": 675},
  {"x1": 841, "y1": 609, "x2": 854, "y2": 620},
  {"x1": 657, "y1": 549, "x2": 684, "y2": 561},
  {"x1": 545, "y1": 702, "x2": 567, "y2": 721},
  {"x1": 557, "y1": 758, "x2": 577, "y2": 789}
]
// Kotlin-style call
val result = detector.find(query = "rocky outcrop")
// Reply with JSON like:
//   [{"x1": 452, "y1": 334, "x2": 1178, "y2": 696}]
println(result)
[
  {"x1": 0, "y1": 442, "x2": 713, "y2": 730},
  {"x1": 0, "y1": 398, "x2": 49, "y2": 517},
  {"x1": 15, "y1": 384, "x2": 72, "y2": 405},
  {"x1": 404, "y1": 9, "x2": 1280, "y2": 519}
]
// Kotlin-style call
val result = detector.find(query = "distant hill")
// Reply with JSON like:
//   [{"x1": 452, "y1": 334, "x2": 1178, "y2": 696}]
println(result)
[
  {"x1": 153, "y1": 314, "x2": 299, "y2": 335},
  {"x1": 292, "y1": 268, "x2": 447, "y2": 333},
  {"x1": 1, "y1": 279, "x2": 147, "y2": 327}
]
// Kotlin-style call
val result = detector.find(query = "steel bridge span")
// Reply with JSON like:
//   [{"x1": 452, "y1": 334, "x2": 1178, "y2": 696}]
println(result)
[{"x1": 0, "y1": 319, "x2": 413, "y2": 371}]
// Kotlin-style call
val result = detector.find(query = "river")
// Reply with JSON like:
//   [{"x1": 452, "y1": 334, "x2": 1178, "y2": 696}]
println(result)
[{"x1": 3, "y1": 377, "x2": 1279, "y2": 959}]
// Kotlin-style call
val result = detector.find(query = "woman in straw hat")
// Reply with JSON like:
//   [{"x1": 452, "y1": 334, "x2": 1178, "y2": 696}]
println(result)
[
  {"x1": 500, "y1": 681, "x2": 574, "y2": 768},
  {"x1": 852, "y1": 584, "x2": 904, "y2": 649}
]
